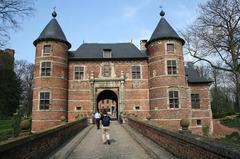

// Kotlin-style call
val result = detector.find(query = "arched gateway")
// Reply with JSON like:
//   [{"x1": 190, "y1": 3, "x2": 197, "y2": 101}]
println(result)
[
  {"x1": 97, "y1": 90, "x2": 118, "y2": 119},
  {"x1": 90, "y1": 73, "x2": 125, "y2": 121}
]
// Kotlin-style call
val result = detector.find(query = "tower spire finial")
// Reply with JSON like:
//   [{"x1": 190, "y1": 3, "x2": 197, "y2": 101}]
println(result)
[
  {"x1": 52, "y1": 7, "x2": 57, "y2": 18},
  {"x1": 159, "y1": 6, "x2": 165, "y2": 17}
]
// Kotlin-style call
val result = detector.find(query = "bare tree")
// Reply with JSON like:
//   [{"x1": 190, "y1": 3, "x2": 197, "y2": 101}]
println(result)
[
  {"x1": 192, "y1": 62, "x2": 234, "y2": 112},
  {"x1": 0, "y1": 0, "x2": 35, "y2": 48},
  {"x1": 15, "y1": 60, "x2": 34, "y2": 117},
  {"x1": 181, "y1": 0, "x2": 240, "y2": 111}
]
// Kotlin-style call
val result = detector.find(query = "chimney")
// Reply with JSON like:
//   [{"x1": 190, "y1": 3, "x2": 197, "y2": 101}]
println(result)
[{"x1": 140, "y1": 40, "x2": 147, "y2": 50}]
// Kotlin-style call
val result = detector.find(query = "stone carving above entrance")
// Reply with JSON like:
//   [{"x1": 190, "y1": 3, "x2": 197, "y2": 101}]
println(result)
[{"x1": 99, "y1": 62, "x2": 116, "y2": 78}]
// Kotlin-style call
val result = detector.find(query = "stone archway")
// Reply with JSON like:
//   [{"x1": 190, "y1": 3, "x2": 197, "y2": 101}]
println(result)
[{"x1": 97, "y1": 90, "x2": 118, "y2": 120}]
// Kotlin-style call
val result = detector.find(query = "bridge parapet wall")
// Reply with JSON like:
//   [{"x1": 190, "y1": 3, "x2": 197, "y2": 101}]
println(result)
[
  {"x1": 0, "y1": 118, "x2": 88, "y2": 159},
  {"x1": 127, "y1": 117, "x2": 240, "y2": 159}
]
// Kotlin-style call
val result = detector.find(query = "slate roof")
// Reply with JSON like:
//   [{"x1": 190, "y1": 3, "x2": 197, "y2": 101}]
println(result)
[
  {"x1": 185, "y1": 67, "x2": 212, "y2": 84},
  {"x1": 146, "y1": 13, "x2": 185, "y2": 46},
  {"x1": 69, "y1": 43, "x2": 148, "y2": 60},
  {"x1": 33, "y1": 18, "x2": 71, "y2": 49}
]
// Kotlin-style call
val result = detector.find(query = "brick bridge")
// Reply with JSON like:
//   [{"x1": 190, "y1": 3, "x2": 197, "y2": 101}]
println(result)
[{"x1": 0, "y1": 118, "x2": 239, "y2": 159}]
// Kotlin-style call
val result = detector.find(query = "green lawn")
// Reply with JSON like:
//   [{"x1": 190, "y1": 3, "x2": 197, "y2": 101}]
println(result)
[
  {"x1": 0, "y1": 120, "x2": 13, "y2": 142},
  {"x1": 218, "y1": 114, "x2": 240, "y2": 147}
]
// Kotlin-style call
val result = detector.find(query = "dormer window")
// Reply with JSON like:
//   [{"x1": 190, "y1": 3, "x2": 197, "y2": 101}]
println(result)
[{"x1": 103, "y1": 49, "x2": 112, "y2": 58}]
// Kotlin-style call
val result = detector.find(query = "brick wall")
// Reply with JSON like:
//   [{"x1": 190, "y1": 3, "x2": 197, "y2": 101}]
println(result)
[
  {"x1": 68, "y1": 60, "x2": 149, "y2": 121},
  {"x1": 127, "y1": 117, "x2": 240, "y2": 159},
  {"x1": 0, "y1": 118, "x2": 88, "y2": 159},
  {"x1": 189, "y1": 84, "x2": 213, "y2": 135},
  {"x1": 32, "y1": 41, "x2": 69, "y2": 131},
  {"x1": 147, "y1": 39, "x2": 191, "y2": 130}
]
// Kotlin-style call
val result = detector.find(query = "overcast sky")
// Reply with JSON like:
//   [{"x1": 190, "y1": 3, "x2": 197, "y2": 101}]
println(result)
[{"x1": 7, "y1": 0, "x2": 205, "y2": 63}]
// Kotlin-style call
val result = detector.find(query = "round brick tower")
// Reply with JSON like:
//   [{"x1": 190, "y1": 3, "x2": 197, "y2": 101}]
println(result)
[
  {"x1": 146, "y1": 11, "x2": 190, "y2": 129},
  {"x1": 32, "y1": 11, "x2": 71, "y2": 132}
]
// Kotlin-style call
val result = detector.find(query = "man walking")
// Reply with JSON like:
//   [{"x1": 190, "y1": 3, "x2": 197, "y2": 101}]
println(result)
[
  {"x1": 100, "y1": 109, "x2": 111, "y2": 145},
  {"x1": 94, "y1": 111, "x2": 101, "y2": 129}
]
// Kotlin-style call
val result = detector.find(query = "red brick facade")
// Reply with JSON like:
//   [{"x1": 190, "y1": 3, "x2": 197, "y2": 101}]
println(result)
[{"x1": 32, "y1": 13, "x2": 213, "y2": 135}]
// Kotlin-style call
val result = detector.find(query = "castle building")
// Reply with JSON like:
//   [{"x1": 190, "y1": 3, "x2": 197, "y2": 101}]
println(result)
[
  {"x1": 0, "y1": 49, "x2": 15, "y2": 70},
  {"x1": 32, "y1": 10, "x2": 213, "y2": 135}
]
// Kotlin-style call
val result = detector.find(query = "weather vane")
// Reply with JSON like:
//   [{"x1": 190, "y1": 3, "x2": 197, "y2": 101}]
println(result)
[
  {"x1": 159, "y1": 6, "x2": 165, "y2": 17},
  {"x1": 52, "y1": 6, "x2": 57, "y2": 18}
]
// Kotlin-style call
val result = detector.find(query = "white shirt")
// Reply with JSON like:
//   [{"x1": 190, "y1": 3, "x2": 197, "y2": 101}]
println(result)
[{"x1": 94, "y1": 112, "x2": 101, "y2": 119}]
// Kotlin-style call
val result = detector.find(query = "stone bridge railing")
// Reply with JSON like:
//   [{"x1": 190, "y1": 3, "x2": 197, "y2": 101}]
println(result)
[
  {"x1": 0, "y1": 118, "x2": 88, "y2": 159},
  {"x1": 127, "y1": 117, "x2": 240, "y2": 159}
]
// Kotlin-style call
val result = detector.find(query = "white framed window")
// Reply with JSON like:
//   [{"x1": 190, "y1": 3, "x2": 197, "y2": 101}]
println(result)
[
  {"x1": 167, "y1": 43, "x2": 174, "y2": 52},
  {"x1": 103, "y1": 49, "x2": 112, "y2": 58},
  {"x1": 191, "y1": 94, "x2": 200, "y2": 109},
  {"x1": 196, "y1": 119, "x2": 202, "y2": 126},
  {"x1": 132, "y1": 65, "x2": 141, "y2": 79},
  {"x1": 169, "y1": 90, "x2": 179, "y2": 108},
  {"x1": 75, "y1": 106, "x2": 82, "y2": 111},
  {"x1": 42, "y1": 44, "x2": 52, "y2": 55},
  {"x1": 41, "y1": 61, "x2": 51, "y2": 76},
  {"x1": 74, "y1": 66, "x2": 84, "y2": 80},
  {"x1": 39, "y1": 91, "x2": 50, "y2": 110},
  {"x1": 167, "y1": 60, "x2": 177, "y2": 75},
  {"x1": 134, "y1": 105, "x2": 141, "y2": 110}
]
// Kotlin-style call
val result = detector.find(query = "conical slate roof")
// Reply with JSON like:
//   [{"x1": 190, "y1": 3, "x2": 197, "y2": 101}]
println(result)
[
  {"x1": 146, "y1": 11, "x2": 185, "y2": 46},
  {"x1": 33, "y1": 12, "x2": 71, "y2": 49}
]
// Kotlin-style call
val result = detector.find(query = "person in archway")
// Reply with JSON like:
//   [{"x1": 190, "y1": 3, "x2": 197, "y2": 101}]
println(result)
[
  {"x1": 94, "y1": 110, "x2": 101, "y2": 129},
  {"x1": 100, "y1": 109, "x2": 111, "y2": 145}
]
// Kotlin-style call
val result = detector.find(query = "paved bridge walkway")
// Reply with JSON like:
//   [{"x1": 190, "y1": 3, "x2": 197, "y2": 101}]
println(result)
[{"x1": 48, "y1": 121, "x2": 176, "y2": 159}]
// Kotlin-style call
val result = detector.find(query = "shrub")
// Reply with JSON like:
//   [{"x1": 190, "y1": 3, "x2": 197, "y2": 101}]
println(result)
[
  {"x1": 213, "y1": 112, "x2": 236, "y2": 119},
  {"x1": 202, "y1": 125, "x2": 210, "y2": 136},
  {"x1": 222, "y1": 132, "x2": 240, "y2": 145},
  {"x1": 220, "y1": 117, "x2": 240, "y2": 127}
]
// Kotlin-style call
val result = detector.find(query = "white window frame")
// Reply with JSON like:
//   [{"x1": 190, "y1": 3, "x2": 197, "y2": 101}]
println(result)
[
  {"x1": 196, "y1": 119, "x2": 202, "y2": 127},
  {"x1": 166, "y1": 59, "x2": 177, "y2": 75},
  {"x1": 39, "y1": 90, "x2": 51, "y2": 110},
  {"x1": 166, "y1": 43, "x2": 175, "y2": 53},
  {"x1": 191, "y1": 94, "x2": 200, "y2": 109},
  {"x1": 40, "y1": 61, "x2": 52, "y2": 77},
  {"x1": 131, "y1": 65, "x2": 142, "y2": 79},
  {"x1": 133, "y1": 105, "x2": 141, "y2": 111},
  {"x1": 75, "y1": 106, "x2": 82, "y2": 111},
  {"x1": 167, "y1": 88, "x2": 180, "y2": 109},
  {"x1": 42, "y1": 44, "x2": 52, "y2": 56},
  {"x1": 103, "y1": 49, "x2": 112, "y2": 58},
  {"x1": 74, "y1": 65, "x2": 85, "y2": 80}
]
